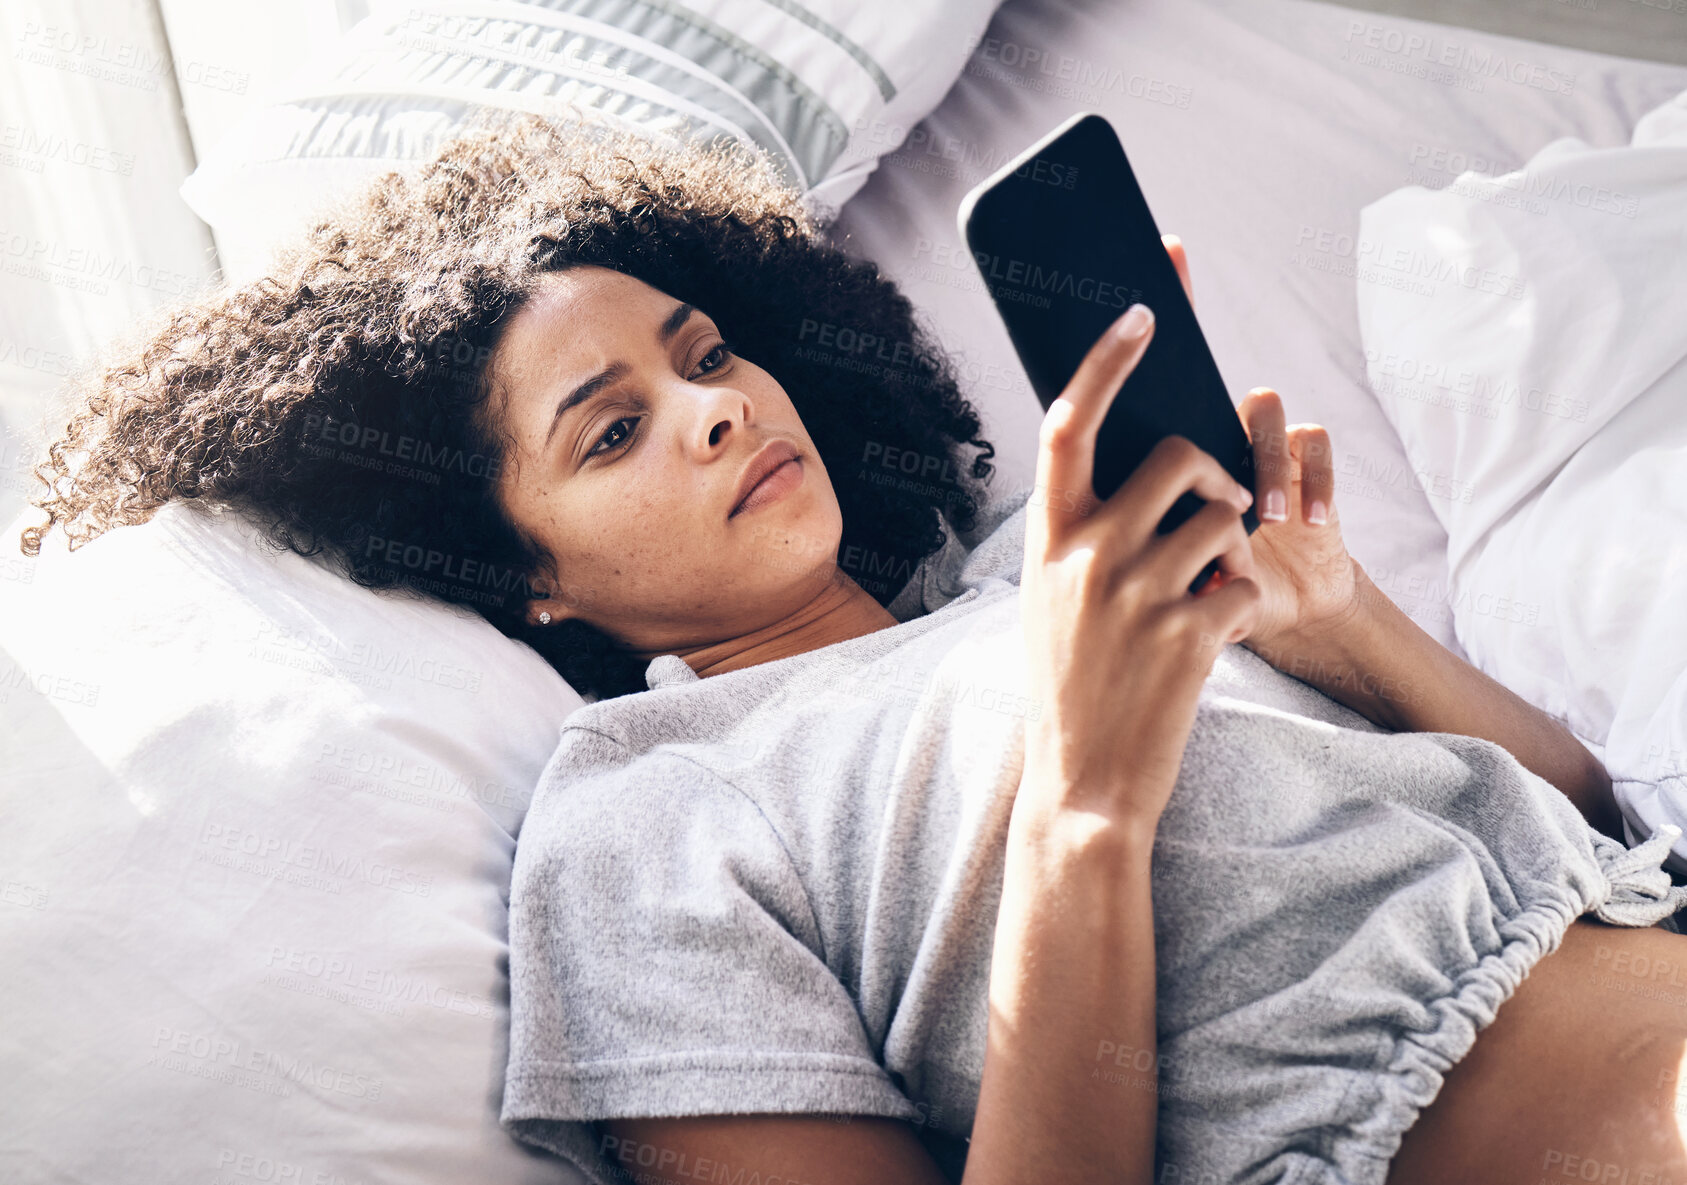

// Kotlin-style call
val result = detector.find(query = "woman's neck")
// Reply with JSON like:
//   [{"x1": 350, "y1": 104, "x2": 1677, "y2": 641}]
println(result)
[{"x1": 636, "y1": 568, "x2": 901, "y2": 679}]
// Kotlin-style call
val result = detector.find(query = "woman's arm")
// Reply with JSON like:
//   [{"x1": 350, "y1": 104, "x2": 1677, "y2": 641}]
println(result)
[
  {"x1": 1247, "y1": 566, "x2": 1624, "y2": 838},
  {"x1": 1208, "y1": 362, "x2": 1620, "y2": 839},
  {"x1": 964, "y1": 791, "x2": 1161, "y2": 1183}
]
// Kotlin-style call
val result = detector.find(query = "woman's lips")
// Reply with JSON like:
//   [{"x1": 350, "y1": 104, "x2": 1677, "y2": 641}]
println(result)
[{"x1": 730, "y1": 457, "x2": 803, "y2": 518}]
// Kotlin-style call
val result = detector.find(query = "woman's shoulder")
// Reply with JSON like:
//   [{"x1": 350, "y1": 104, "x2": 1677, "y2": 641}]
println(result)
[
  {"x1": 510, "y1": 727, "x2": 826, "y2": 989},
  {"x1": 887, "y1": 485, "x2": 1032, "y2": 621},
  {"x1": 954, "y1": 483, "x2": 1033, "y2": 583},
  {"x1": 521, "y1": 725, "x2": 786, "y2": 857}
]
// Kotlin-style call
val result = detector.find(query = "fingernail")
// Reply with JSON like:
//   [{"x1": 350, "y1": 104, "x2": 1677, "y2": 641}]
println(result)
[
  {"x1": 1263, "y1": 488, "x2": 1287, "y2": 522},
  {"x1": 1234, "y1": 484, "x2": 1253, "y2": 510},
  {"x1": 1113, "y1": 303, "x2": 1153, "y2": 340},
  {"x1": 1308, "y1": 499, "x2": 1328, "y2": 526}
]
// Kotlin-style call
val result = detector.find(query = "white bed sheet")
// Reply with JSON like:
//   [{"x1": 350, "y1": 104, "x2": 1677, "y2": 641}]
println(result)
[{"x1": 835, "y1": 0, "x2": 1687, "y2": 658}]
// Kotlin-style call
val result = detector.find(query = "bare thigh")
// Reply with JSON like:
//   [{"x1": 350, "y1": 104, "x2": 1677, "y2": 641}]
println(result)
[{"x1": 1388, "y1": 919, "x2": 1687, "y2": 1185}]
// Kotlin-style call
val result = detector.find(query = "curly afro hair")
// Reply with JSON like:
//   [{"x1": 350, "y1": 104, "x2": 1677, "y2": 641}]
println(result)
[{"x1": 19, "y1": 114, "x2": 997, "y2": 701}]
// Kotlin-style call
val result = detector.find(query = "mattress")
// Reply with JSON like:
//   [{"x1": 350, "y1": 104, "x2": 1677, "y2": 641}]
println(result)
[{"x1": 834, "y1": 0, "x2": 1687, "y2": 657}]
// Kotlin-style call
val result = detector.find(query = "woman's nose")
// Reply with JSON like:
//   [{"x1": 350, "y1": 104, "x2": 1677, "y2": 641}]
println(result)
[{"x1": 695, "y1": 383, "x2": 753, "y2": 451}]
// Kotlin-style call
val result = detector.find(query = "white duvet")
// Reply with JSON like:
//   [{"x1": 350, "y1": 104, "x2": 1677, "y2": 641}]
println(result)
[{"x1": 1356, "y1": 87, "x2": 1687, "y2": 865}]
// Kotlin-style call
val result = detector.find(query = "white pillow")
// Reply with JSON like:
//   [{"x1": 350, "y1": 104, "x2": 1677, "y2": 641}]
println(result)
[
  {"x1": 1355, "y1": 88, "x2": 1687, "y2": 859},
  {"x1": 0, "y1": 501, "x2": 587, "y2": 1184},
  {"x1": 180, "y1": 0, "x2": 1005, "y2": 282}
]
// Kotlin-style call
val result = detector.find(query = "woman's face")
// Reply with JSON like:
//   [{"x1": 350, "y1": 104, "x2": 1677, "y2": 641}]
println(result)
[{"x1": 487, "y1": 265, "x2": 844, "y2": 655}]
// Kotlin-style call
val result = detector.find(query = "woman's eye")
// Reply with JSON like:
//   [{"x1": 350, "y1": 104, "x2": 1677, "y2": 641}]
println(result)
[
  {"x1": 587, "y1": 416, "x2": 640, "y2": 458},
  {"x1": 580, "y1": 344, "x2": 728, "y2": 462},
  {"x1": 693, "y1": 342, "x2": 733, "y2": 377}
]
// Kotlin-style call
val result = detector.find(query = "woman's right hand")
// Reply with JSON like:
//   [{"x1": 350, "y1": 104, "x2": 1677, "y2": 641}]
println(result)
[{"x1": 1018, "y1": 303, "x2": 1263, "y2": 836}]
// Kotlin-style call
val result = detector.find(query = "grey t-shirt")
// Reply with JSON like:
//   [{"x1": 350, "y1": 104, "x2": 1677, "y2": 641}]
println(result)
[
  {"x1": 503, "y1": 487, "x2": 1683, "y2": 1185},
  {"x1": 504, "y1": 489, "x2": 1036, "y2": 1183}
]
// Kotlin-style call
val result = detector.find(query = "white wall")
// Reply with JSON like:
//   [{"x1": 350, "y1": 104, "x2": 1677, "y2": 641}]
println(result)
[
  {"x1": 0, "y1": 0, "x2": 217, "y2": 531},
  {"x1": 0, "y1": 0, "x2": 353, "y2": 535}
]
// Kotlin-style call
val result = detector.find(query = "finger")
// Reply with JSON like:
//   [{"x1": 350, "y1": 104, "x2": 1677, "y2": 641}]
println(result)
[
  {"x1": 1146, "y1": 497, "x2": 1254, "y2": 594},
  {"x1": 1196, "y1": 563, "x2": 1261, "y2": 599},
  {"x1": 1191, "y1": 574, "x2": 1264, "y2": 649},
  {"x1": 1033, "y1": 304, "x2": 1156, "y2": 538},
  {"x1": 1163, "y1": 234, "x2": 1193, "y2": 307},
  {"x1": 1288, "y1": 425, "x2": 1335, "y2": 527},
  {"x1": 1240, "y1": 388, "x2": 1290, "y2": 523},
  {"x1": 1099, "y1": 434, "x2": 1253, "y2": 558}
]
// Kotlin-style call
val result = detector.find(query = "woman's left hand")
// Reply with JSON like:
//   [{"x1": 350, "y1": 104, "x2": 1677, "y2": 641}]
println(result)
[
  {"x1": 1163, "y1": 235, "x2": 1364, "y2": 654},
  {"x1": 1219, "y1": 387, "x2": 1363, "y2": 655}
]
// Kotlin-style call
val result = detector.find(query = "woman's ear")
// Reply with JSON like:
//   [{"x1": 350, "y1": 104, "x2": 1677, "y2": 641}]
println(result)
[{"x1": 525, "y1": 573, "x2": 593, "y2": 628}]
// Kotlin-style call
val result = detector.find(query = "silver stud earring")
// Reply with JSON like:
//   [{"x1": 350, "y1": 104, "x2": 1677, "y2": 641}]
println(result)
[{"x1": 538, "y1": 611, "x2": 552, "y2": 625}]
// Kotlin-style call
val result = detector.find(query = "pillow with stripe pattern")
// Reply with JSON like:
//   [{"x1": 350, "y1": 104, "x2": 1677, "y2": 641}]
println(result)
[{"x1": 181, "y1": 0, "x2": 1005, "y2": 281}]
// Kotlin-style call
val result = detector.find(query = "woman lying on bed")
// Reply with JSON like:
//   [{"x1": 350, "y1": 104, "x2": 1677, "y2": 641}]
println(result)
[{"x1": 22, "y1": 116, "x2": 1687, "y2": 1185}]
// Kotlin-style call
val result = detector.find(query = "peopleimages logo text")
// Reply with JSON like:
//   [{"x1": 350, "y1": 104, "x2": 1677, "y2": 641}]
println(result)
[{"x1": 968, "y1": 251, "x2": 1141, "y2": 310}]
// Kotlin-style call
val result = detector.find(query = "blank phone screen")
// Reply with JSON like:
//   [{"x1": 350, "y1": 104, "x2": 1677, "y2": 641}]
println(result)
[{"x1": 961, "y1": 113, "x2": 1256, "y2": 524}]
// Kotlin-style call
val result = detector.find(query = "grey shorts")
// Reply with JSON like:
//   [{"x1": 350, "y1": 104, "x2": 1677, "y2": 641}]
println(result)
[{"x1": 1143, "y1": 678, "x2": 1686, "y2": 1185}]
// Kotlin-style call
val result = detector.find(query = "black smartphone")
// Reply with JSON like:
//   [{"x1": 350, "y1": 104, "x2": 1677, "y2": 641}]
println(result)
[{"x1": 957, "y1": 111, "x2": 1258, "y2": 595}]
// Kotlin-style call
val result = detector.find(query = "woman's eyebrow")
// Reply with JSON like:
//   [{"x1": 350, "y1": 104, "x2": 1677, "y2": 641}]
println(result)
[
  {"x1": 658, "y1": 302, "x2": 698, "y2": 343},
  {"x1": 544, "y1": 303, "x2": 698, "y2": 447}
]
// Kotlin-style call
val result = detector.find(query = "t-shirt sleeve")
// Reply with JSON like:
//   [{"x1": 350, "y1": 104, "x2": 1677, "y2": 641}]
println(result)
[{"x1": 502, "y1": 728, "x2": 919, "y2": 1183}]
